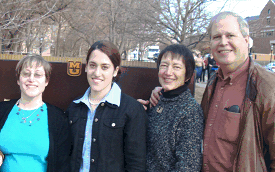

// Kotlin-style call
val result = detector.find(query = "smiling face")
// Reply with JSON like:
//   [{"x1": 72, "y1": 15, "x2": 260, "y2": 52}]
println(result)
[
  {"x1": 158, "y1": 53, "x2": 186, "y2": 92},
  {"x1": 17, "y1": 63, "x2": 48, "y2": 100},
  {"x1": 211, "y1": 15, "x2": 249, "y2": 71},
  {"x1": 86, "y1": 49, "x2": 119, "y2": 97}
]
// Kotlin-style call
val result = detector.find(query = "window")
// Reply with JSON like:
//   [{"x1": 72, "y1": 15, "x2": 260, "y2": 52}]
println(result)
[
  {"x1": 149, "y1": 49, "x2": 159, "y2": 52},
  {"x1": 261, "y1": 31, "x2": 274, "y2": 37},
  {"x1": 250, "y1": 33, "x2": 256, "y2": 37},
  {"x1": 267, "y1": 18, "x2": 271, "y2": 25},
  {"x1": 268, "y1": 9, "x2": 271, "y2": 14}
]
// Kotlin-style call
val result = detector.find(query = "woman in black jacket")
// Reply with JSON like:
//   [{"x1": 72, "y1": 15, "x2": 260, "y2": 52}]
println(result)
[
  {"x1": 67, "y1": 40, "x2": 147, "y2": 172},
  {"x1": 0, "y1": 55, "x2": 71, "y2": 172}
]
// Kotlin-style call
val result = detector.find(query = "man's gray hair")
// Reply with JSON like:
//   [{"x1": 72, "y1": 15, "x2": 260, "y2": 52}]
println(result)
[{"x1": 207, "y1": 11, "x2": 249, "y2": 38}]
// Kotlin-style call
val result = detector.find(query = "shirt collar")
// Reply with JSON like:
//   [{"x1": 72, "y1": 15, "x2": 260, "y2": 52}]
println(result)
[
  {"x1": 73, "y1": 82, "x2": 121, "y2": 107},
  {"x1": 217, "y1": 57, "x2": 250, "y2": 83}
]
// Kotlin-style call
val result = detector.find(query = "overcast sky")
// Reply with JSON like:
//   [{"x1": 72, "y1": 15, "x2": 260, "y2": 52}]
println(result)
[{"x1": 206, "y1": 0, "x2": 270, "y2": 18}]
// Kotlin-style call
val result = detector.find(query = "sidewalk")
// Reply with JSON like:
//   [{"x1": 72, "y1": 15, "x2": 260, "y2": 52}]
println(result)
[
  {"x1": 196, "y1": 82, "x2": 207, "y2": 88},
  {"x1": 194, "y1": 82, "x2": 207, "y2": 103}
]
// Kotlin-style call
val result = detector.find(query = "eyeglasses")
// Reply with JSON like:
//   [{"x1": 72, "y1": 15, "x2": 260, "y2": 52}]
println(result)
[{"x1": 21, "y1": 71, "x2": 45, "y2": 79}]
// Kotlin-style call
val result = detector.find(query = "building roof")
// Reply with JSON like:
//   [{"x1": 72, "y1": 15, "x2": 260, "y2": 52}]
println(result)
[{"x1": 245, "y1": 16, "x2": 259, "y2": 22}]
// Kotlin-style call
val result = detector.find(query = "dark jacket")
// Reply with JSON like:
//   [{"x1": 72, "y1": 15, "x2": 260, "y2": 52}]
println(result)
[
  {"x1": 67, "y1": 92, "x2": 147, "y2": 172},
  {"x1": 0, "y1": 99, "x2": 71, "y2": 172},
  {"x1": 201, "y1": 57, "x2": 275, "y2": 172},
  {"x1": 146, "y1": 89, "x2": 204, "y2": 172}
]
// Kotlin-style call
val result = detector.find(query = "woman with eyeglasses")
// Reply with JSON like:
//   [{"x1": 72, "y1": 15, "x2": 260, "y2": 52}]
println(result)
[{"x1": 0, "y1": 55, "x2": 71, "y2": 172}]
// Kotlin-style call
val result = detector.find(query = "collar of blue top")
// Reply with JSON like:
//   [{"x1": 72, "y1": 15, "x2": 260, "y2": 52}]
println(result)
[{"x1": 74, "y1": 82, "x2": 121, "y2": 107}]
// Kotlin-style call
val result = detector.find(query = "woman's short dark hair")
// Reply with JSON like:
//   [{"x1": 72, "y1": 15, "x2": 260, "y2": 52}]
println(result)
[
  {"x1": 86, "y1": 40, "x2": 121, "y2": 81},
  {"x1": 16, "y1": 54, "x2": 51, "y2": 82},
  {"x1": 157, "y1": 44, "x2": 195, "y2": 85}
]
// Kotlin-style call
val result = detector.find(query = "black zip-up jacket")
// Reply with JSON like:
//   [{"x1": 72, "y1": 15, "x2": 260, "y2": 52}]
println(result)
[
  {"x1": 67, "y1": 92, "x2": 147, "y2": 172},
  {"x1": 0, "y1": 99, "x2": 71, "y2": 172}
]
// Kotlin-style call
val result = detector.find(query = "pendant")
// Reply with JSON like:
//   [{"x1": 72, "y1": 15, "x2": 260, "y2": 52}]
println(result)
[
  {"x1": 22, "y1": 117, "x2": 27, "y2": 123},
  {"x1": 156, "y1": 107, "x2": 163, "y2": 113}
]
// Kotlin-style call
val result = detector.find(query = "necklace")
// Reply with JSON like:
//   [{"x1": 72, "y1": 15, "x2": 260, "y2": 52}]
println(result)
[
  {"x1": 16, "y1": 100, "x2": 44, "y2": 126},
  {"x1": 88, "y1": 99, "x2": 100, "y2": 105},
  {"x1": 88, "y1": 94, "x2": 100, "y2": 105}
]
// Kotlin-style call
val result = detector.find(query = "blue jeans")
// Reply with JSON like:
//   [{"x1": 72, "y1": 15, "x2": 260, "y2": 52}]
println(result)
[{"x1": 195, "y1": 67, "x2": 202, "y2": 82}]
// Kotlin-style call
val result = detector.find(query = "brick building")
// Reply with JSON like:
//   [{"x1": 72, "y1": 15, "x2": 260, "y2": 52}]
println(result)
[{"x1": 247, "y1": 0, "x2": 275, "y2": 54}]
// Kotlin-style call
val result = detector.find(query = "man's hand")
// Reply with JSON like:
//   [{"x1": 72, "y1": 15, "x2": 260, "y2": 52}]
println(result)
[
  {"x1": 150, "y1": 86, "x2": 162, "y2": 107},
  {"x1": 137, "y1": 99, "x2": 150, "y2": 111}
]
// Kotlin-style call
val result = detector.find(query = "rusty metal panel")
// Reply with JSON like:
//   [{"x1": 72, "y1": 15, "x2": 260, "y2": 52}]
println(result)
[{"x1": 0, "y1": 60, "x2": 194, "y2": 110}]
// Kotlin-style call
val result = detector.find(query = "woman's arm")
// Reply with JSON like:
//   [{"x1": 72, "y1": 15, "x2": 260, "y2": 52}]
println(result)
[
  {"x1": 174, "y1": 107, "x2": 204, "y2": 172},
  {"x1": 124, "y1": 102, "x2": 148, "y2": 171}
]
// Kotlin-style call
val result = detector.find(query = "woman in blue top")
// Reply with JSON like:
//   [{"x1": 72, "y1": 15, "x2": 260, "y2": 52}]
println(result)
[
  {"x1": 67, "y1": 40, "x2": 147, "y2": 172},
  {"x1": 0, "y1": 55, "x2": 71, "y2": 172}
]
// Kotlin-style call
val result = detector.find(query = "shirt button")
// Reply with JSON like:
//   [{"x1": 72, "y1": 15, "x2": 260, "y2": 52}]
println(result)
[
  {"x1": 221, "y1": 87, "x2": 224, "y2": 90},
  {"x1": 204, "y1": 144, "x2": 207, "y2": 147},
  {"x1": 94, "y1": 118, "x2": 98, "y2": 122},
  {"x1": 204, "y1": 164, "x2": 207, "y2": 166},
  {"x1": 112, "y1": 123, "x2": 116, "y2": 127},
  {"x1": 70, "y1": 120, "x2": 72, "y2": 124},
  {"x1": 230, "y1": 83, "x2": 233, "y2": 85},
  {"x1": 101, "y1": 103, "x2": 105, "y2": 107},
  {"x1": 91, "y1": 159, "x2": 95, "y2": 163},
  {"x1": 93, "y1": 138, "x2": 96, "y2": 142},
  {"x1": 215, "y1": 105, "x2": 218, "y2": 107},
  {"x1": 209, "y1": 124, "x2": 212, "y2": 126}
]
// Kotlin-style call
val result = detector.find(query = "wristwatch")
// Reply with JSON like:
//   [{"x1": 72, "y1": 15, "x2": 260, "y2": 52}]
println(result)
[{"x1": 0, "y1": 150, "x2": 4, "y2": 166}]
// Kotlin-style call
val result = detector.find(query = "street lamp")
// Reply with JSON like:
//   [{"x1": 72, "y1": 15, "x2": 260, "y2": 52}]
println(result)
[
  {"x1": 271, "y1": 44, "x2": 273, "y2": 62},
  {"x1": 40, "y1": 37, "x2": 43, "y2": 55},
  {"x1": 63, "y1": 38, "x2": 65, "y2": 57}
]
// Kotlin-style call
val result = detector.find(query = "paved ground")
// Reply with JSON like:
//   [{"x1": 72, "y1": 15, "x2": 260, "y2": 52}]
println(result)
[{"x1": 194, "y1": 82, "x2": 207, "y2": 104}]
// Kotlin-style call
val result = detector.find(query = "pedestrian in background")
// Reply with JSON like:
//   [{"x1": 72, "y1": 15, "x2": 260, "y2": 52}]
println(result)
[
  {"x1": 201, "y1": 54, "x2": 208, "y2": 82},
  {"x1": 193, "y1": 50, "x2": 204, "y2": 83},
  {"x1": 207, "y1": 53, "x2": 217, "y2": 79}
]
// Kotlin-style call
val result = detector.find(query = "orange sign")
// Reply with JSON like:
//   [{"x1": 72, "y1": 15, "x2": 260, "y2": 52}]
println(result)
[{"x1": 67, "y1": 61, "x2": 82, "y2": 76}]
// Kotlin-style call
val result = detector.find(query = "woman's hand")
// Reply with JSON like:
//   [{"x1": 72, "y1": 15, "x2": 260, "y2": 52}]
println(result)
[
  {"x1": 150, "y1": 87, "x2": 162, "y2": 107},
  {"x1": 0, "y1": 150, "x2": 4, "y2": 167}
]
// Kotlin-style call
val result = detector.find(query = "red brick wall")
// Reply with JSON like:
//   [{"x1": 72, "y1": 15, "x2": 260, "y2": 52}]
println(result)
[{"x1": 250, "y1": 0, "x2": 275, "y2": 53}]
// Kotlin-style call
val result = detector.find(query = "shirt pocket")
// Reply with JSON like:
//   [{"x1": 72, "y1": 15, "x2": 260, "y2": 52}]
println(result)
[
  {"x1": 102, "y1": 118, "x2": 126, "y2": 147},
  {"x1": 103, "y1": 118, "x2": 125, "y2": 129},
  {"x1": 217, "y1": 110, "x2": 241, "y2": 143}
]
